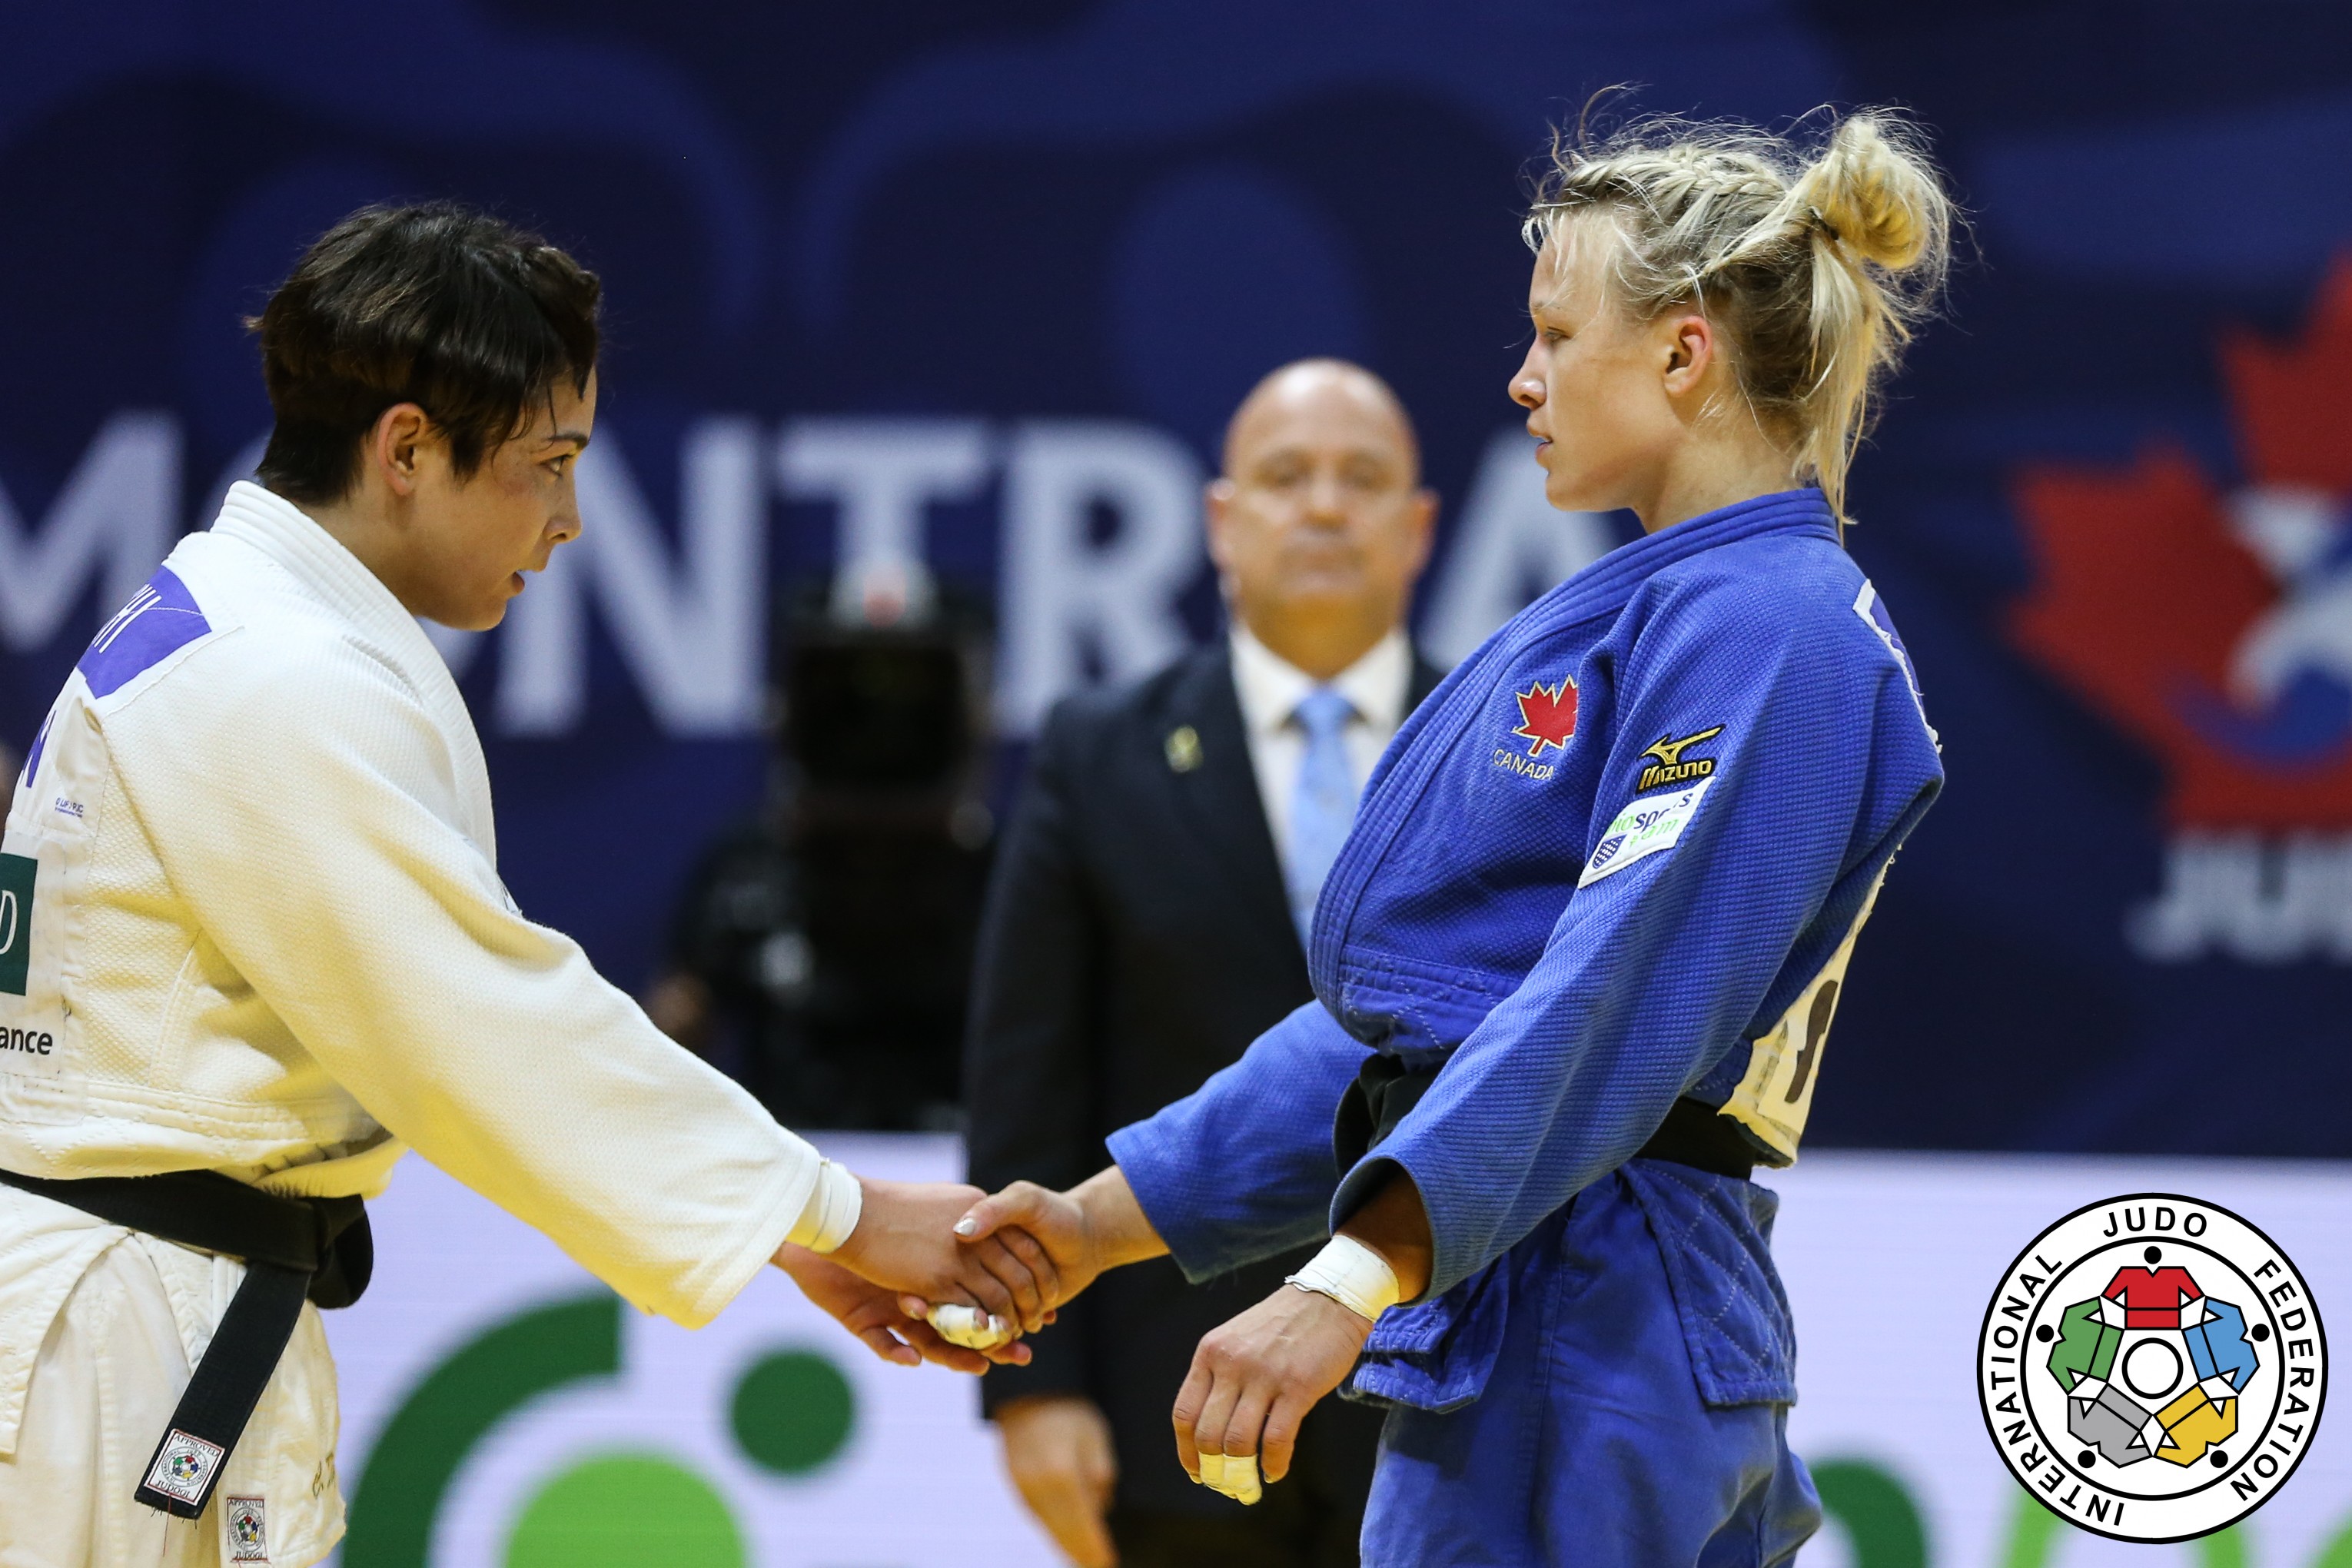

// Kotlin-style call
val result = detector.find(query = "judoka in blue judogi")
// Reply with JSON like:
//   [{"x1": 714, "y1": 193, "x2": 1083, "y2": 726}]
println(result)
[{"x1": 1105, "y1": 486, "x2": 1945, "y2": 1565}]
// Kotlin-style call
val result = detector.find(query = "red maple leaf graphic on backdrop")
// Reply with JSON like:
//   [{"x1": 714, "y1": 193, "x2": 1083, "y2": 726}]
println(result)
[
  {"x1": 2008, "y1": 257, "x2": 2352, "y2": 829},
  {"x1": 1512, "y1": 677, "x2": 1579, "y2": 756}
]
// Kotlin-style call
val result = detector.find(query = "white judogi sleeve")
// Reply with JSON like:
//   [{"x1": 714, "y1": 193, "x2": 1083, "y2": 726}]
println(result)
[{"x1": 94, "y1": 575, "x2": 814, "y2": 1330}]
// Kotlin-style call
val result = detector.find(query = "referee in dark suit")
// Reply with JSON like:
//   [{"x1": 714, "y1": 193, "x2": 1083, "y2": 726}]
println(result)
[{"x1": 966, "y1": 360, "x2": 1444, "y2": 1568}]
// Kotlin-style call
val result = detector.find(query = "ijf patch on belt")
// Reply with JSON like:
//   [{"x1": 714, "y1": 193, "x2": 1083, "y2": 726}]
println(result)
[{"x1": 142, "y1": 1428, "x2": 225, "y2": 1509}]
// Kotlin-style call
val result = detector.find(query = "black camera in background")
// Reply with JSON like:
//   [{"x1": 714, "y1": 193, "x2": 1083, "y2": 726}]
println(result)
[{"x1": 665, "y1": 597, "x2": 995, "y2": 1131}]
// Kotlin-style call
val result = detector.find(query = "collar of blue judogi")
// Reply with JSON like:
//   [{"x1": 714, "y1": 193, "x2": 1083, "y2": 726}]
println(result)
[{"x1": 1540, "y1": 486, "x2": 1839, "y2": 629}]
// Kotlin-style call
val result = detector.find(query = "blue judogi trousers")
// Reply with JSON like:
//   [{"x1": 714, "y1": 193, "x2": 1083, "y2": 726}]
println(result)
[{"x1": 1356, "y1": 1172, "x2": 1819, "y2": 1567}]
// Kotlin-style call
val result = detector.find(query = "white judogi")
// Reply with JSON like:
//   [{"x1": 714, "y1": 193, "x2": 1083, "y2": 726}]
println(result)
[{"x1": 0, "y1": 483, "x2": 833, "y2": 1566}]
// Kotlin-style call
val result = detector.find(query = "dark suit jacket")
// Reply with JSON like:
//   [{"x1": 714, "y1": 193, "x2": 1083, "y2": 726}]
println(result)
[{"x1": 965, "y1": 639, "x2": 1444, "y2": 1516}]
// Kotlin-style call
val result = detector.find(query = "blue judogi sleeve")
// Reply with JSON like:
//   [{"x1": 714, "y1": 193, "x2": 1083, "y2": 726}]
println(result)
[
  {"x1": 1107, "y1": 999, "x2": 1366, "y2": 1281},
  {"x1": 1334, "y1": 569, "x2": 1940, "y2": 1297}
]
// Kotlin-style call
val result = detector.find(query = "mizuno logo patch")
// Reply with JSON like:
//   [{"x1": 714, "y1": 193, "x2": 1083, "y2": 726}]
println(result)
[{"x1": 1636, "y1": 726, "x2": 1724, "y2": 792}]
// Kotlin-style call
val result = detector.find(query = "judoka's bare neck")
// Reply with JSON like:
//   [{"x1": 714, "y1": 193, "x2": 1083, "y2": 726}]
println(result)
[
  {"x1": 305, "y1": 484, "x2": 447, "y2": 620},
  {"x1": 1626, "y1": 410, "x2": 1801, "y2": 537}
]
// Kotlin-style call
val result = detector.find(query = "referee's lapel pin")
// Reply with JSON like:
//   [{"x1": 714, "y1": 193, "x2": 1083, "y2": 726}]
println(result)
[{"x1": 1165, "y1": 726, "x2": 1203, "y2": 772}]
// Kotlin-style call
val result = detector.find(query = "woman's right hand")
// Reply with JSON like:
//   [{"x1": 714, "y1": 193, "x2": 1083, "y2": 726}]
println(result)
[{"x1": 952, "y1": 1166, "x2": 1171, "y2": 1311}]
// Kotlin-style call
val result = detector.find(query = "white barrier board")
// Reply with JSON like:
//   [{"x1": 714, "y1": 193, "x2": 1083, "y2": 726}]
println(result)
[
  {"x1": 324, "y1": 1134, "x2": 1055, "y2": 1567},
  {"x1": 322, "y1": 1142, "x2": 2352, "y2": 1566},
  {"x1": 1776, "y1": 1152, "x2": 2350, "y2": 1568}
]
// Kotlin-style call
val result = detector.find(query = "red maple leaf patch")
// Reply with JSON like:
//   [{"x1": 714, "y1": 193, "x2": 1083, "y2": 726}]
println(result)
[
  {"x1": 1512, "y1": 677, "x2": 1579, "y2": 756},
  {"x1": 2008, "y1": 256, "x2": 2352, "y2": 829}
]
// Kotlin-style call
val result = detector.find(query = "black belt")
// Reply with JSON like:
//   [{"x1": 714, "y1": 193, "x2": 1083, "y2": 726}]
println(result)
[
  {"x1": 1631, "y1": 1095, "x2": 1761, "y2": 1180},
  {"x1": 1334, "y1": 1054, "x2": 1756, "y2": 1181},
  {"x1": 0, "y1": 1168, "x2": 371, "y2": 1518}
]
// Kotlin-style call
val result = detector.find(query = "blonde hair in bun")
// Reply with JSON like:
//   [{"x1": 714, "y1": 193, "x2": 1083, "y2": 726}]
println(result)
[{"x1": 1526, "y1": 107, "x2": 1954, "y2": 520}]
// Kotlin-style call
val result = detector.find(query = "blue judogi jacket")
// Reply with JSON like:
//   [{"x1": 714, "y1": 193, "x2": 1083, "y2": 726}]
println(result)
[{"x1": 1107, "y1": 487, "x2": 1944, "y2": 1413}]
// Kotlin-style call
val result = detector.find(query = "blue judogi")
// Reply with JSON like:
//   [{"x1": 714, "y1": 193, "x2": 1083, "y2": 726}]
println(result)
[{"x1": 1107, "y1": 488, "x2": 1944, "y2": 1566}]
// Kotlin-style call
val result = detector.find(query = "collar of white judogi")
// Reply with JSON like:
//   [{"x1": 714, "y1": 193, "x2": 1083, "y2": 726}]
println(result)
[{"x1": 208, "y1": 480, "x2": 499, "y2": 862}]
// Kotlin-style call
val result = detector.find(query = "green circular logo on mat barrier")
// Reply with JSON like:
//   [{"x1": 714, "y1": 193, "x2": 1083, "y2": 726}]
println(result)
[
  {"x1": 731, "y1": 1349, "x2": 856, "y2": 1476},
  {"x1": 505, "y1": 1453, "x2": 743, "y2": 1568},
  {"x1": 344, "y1": 1291, "x2": 861, "y2": 1567}
]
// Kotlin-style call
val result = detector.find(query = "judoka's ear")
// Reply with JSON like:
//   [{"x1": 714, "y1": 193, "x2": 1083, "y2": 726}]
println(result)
[
  {"x1": 1657, "y1": 311, "x2": 1718, "y2": 401},
  {"x1": 367, "y1": 402, "x2": 434, "y2": 498}
]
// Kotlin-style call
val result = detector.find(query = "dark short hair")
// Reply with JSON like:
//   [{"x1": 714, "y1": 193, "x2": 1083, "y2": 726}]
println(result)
[{"x1": 248, "y1": 202, "x2": 601, "y2": 504}]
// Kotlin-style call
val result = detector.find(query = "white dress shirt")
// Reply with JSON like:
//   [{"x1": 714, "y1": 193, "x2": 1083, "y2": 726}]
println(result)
[{"x1": 1228, "y1": 623, "x2": 1415, "y2": 862}]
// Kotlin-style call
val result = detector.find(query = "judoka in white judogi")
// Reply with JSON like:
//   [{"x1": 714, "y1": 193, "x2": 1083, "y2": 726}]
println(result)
[{"x1": 0, "y1": 482, "x2": 857, "y2": 1566}]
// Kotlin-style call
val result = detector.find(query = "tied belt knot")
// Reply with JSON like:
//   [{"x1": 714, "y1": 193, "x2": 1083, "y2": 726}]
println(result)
[
  {"x1": 1334, "y1": 1052, "x2": 1758, "y2": 1180},
  {"x1": 0, "y1": 1167, "x2": 372, "y2": 1517}
]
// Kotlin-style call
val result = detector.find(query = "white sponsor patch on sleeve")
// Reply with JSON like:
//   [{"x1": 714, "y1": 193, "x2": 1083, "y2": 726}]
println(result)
[{"x1": 1578, "y1": 776, "x2": 1714, "y2": 887}]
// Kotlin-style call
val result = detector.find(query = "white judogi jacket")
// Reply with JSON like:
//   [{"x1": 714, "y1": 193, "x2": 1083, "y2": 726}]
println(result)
[{"x1": 0, "y1": 483, "x2": 826, "y2": 1551}]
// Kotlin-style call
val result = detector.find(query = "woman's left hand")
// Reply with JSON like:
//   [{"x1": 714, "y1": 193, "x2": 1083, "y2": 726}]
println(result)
[
  {"x1": 774, "y1": 1242, "x2": 1029, "y2": 1374},
  {"x1": 1171, "y1": 1285, "x2": 1374, "y2": 1503}
]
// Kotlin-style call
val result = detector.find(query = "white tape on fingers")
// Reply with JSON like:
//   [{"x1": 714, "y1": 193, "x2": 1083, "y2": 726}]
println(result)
[{"x1": 925, "y1": 1302, "x2": 1014, "y2": 1350}]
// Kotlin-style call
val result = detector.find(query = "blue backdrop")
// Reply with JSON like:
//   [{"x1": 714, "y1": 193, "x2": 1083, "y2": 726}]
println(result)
[{"x1": 5, "y1": 1, "x2": 2350, "y2": 1156}]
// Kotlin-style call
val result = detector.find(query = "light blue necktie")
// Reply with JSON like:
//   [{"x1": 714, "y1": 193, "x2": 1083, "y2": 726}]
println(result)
[{"x1": 1286, "y1": 686, "x2": 1360, "y2": 943}]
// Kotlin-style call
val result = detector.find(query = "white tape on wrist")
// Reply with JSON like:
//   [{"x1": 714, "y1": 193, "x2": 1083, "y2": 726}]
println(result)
[
  {"x1": 1196, "y1": 1451, "x2": 1264, "y2": 1505},
  {"x1": 788, "y1": 1159, "x2": 864, "y2": 1255},
  {"x1": 926, "y1": 1302, "x2": 1015, "y2": 1350},
  {"x1": 1285, "y1": 1234, "x2": 1402, "y2": 1323}
]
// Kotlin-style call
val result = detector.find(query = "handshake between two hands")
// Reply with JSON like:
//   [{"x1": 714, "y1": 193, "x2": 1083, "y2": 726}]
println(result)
[
  {"x1": 771, "y1": 1166, "x2": 1422, "y2": 1512},
  {"x1": 771, "y1": 1173, "x2": 1118, "y2": 1377}
]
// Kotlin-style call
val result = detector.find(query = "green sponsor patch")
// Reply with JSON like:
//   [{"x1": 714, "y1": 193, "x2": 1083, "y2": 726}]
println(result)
[
  {"x1": 1578, "y1": 777, "x2": 1714, "y2": 889},
  {"x1": 0, "y1": 853, "x2": 32, "y2": 996}
]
